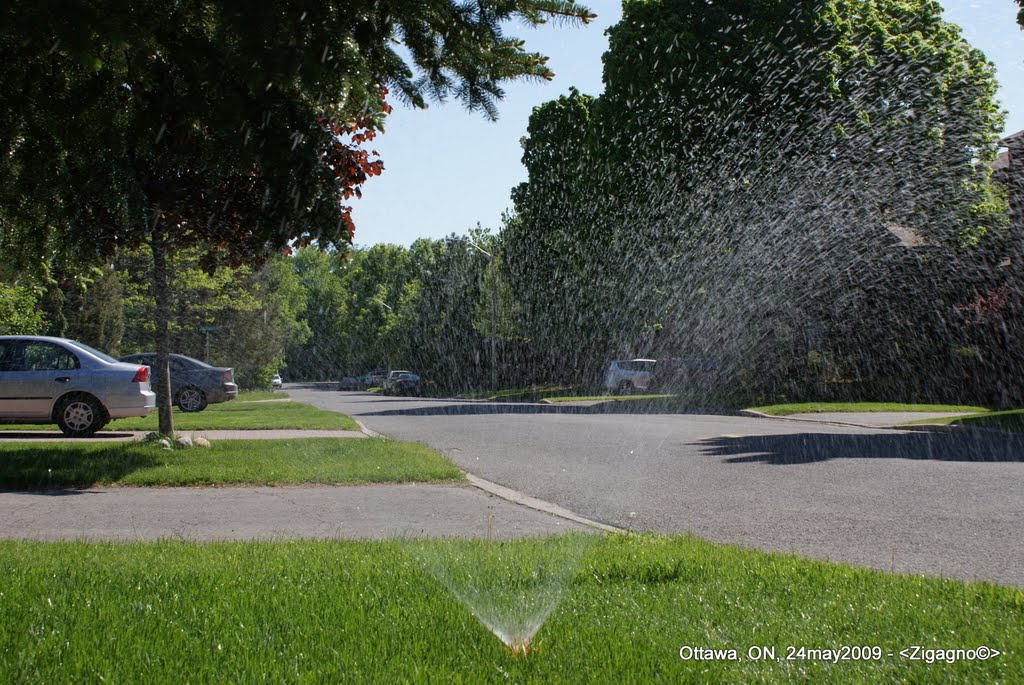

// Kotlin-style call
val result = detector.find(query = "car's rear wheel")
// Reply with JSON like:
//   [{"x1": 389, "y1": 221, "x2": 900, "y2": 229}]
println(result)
[
  {"x1": 616, "y1": 380, "x2": 633, "y2": 395},
  {"x1": 56, "y1": 395, "x2": 107, "y2": 437},
  {"x1": 177, "y1": 387, "x2": 208, "y2": 412}
]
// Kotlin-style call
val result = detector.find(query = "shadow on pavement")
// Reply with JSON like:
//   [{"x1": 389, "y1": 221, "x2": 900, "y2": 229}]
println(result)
[
  {"x1": 358, "y1": 401, "x2": 734, "y2": 417},
  {"x1": 701, "y1": 431, "x2": 1024, "y2": 464},
  {"x1": 7, "y1": 488, "x2": 100, "y2": 497}
]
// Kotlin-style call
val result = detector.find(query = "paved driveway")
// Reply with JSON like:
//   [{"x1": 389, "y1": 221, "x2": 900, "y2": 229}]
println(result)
[{"x1": 289, "y1": 388, "x2": 1024, "y2": 587}]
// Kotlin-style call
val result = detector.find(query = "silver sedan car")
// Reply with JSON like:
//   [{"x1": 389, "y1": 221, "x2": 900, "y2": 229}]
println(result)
[{"x1": 0, "y1": 336, "x2": 156, "y2": 436}]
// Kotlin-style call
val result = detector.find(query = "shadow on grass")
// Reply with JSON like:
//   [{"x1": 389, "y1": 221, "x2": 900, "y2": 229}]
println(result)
[
  {"x1": 0, "y1": 432, "x2": 136, "y2": 440},
  {"x1": 0, "y1": 444, "x2": 161, "y2": 490},
  {"x1": 701, "y1": 431, "x2": 1024, "y2": 464}
]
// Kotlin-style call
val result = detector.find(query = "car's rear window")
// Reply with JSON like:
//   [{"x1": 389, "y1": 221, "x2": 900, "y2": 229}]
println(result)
[
  {"x1": 174, "y1": 354, "x2": 211, "y2": 368},
  {"x1": 65, "y1": 340, "x2": 119, "y2": 364}
]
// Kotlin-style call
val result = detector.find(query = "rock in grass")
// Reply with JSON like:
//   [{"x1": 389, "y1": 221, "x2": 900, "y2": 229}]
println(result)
[
  {"x1": 155, "y1": 438, "x2": 172, "y2": 450},
  {"x1": 194, "y1": 437, "x2": 211, "y2": 448},
  {"x1": 176, "y1": 436, "x2": 193, "y2": 448}
]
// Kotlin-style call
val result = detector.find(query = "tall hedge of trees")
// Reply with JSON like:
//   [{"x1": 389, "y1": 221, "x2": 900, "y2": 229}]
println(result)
[{"x1": 502, "y1": 0, "x2": 1017, "y2": 404}]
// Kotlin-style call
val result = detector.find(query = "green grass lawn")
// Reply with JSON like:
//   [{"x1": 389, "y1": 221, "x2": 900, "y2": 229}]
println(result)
[
  {"x1": 0, "y1": 397, "x2": 356, "y2": 433},
  {"x1": 235, "y1": 390, "x2": 290, "y2": 401},
  {"x1": 746, "y1": 402, "x2": 990, "y2": 416},
  {"x1": 0, "y1": 438, "x2": 463, "y2": 488},
  {"x1": 0, "y1": 534, "x2": 1018, "y2": 682},
  {"x1": 901, "y1": 408, "x2": 1024, "y2": 433},
  {"x1": 108, "y1": 399, "x2": 360, "y2": 432}
]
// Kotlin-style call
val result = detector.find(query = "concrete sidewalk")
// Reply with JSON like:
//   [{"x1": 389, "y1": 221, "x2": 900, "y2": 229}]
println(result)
[{"x1": 0, "y1": 484, "x2": 589, "y2": 541}]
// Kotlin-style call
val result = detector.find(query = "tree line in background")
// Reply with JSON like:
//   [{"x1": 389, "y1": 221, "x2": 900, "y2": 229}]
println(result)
[{"x1": 0, "y1": 233, "x2": 508, "y2": 393}]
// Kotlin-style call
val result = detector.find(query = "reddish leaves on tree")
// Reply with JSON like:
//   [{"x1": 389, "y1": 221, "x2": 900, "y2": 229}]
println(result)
[
  {"x1": 319, "y1": 87, "x2": 390, "y2": 241},
  {"x1": 957, "y1": 284, "x2": 1012, "y2": 326},
  {"x1": 111, "y1": 89, "x2": 389, "y2": 268}
]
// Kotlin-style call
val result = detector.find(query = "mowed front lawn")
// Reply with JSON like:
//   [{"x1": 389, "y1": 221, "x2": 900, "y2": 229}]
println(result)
[
  {"x1": 902, "y1": 408, "x2": 1024, "y2": 434},
  {"x1": 0, "y1": 398, "x2": 359, "y2": 433},
  {"x1": 746, "y1": 403, "x2": 1024, "y2": 434},
  {"x1": 0, "y1": 438, "x2": 463, "y2": 488},
  {"x1": 109, "y1": 398, "x2": 360, "y2": 432},
  {"x1": 0, "y1": 535, "x2": 1019, "y2": 683}
]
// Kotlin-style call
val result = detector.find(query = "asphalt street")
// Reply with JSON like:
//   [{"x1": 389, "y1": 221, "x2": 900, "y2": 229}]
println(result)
[{"x1": 289, "y1": 387, "x2": 1024, "y2": 587}]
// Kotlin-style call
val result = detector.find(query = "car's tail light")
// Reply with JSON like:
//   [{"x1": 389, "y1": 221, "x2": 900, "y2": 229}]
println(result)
[{"x1": 132, "y1": 367, "x2": 150, "y2": 383}]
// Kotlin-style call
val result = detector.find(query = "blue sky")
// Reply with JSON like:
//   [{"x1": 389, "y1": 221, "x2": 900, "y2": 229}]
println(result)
[{"x1": 352, "y1": 0, "x2": 1024, "y2": 247}]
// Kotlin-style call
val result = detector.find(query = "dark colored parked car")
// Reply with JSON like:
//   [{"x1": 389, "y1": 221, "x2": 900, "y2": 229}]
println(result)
[
  {"x1": 367, "y1": 368, "x2": 388, "y2": 388},
  {"x1": 383, "y1": 370, "x2": 422, "y2": 396},
  {"x1": 118, "y1": 353, "x2": 238, "y2": 412}
]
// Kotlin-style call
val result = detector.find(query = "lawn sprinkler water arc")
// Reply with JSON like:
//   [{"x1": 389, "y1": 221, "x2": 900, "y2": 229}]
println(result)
[
  {"x1": 408, "y1": 535, "x2": 598, "y2": 657},
  {"x1": 424, "y1": 565, "x2": 563, "y2": 656}
]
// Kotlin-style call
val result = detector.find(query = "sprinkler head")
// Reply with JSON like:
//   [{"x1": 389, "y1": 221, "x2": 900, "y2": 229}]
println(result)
[{"x1": 506, "y1": 638, "x2": 536, "y2": 656}]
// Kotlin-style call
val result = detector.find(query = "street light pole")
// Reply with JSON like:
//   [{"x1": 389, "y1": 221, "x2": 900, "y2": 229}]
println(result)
[{"x1": 469, "y1": 240, "x2": 497, "y2": 392}]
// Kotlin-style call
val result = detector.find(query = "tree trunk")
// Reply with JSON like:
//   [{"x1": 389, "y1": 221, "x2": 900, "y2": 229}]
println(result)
[{"x1": 150, "y1": 213, "x2": 175, "y2": 436}]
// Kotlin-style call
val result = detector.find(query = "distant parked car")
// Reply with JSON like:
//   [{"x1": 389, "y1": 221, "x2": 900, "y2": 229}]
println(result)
[
  {"x1": 382, "y1": 370, "x2": 421, "y2": 396},
  {"x1": 602, "y1": 359, "x2": 657, "y2": 394},
  {"x1": 0, "y1": 336, "x2": 155, "y2": 436},
  {"x1": 337, "y1": 375, "x2": 365, "y2": 391},
  {"x1": 118, "y1": 353, "x2": 238, "y2": 412},
  {"x1": 367, "y1": 368, "x2": 387, "y2": 388},
  {"x1": 272, "y1": 373, "x2": 283, "y2": 389}
]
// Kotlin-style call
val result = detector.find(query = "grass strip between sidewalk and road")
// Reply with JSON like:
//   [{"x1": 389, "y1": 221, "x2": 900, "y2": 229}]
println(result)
[
  {"x1": 233, "y1": 390, "x2": 291, "y2": 401},
  {"x1": 544, "y1": 393, "x2": 675, "y2": 403},
  {"x1": 457, "y1": 386, "x2": 582, "y2": 402},
  {"x1": 746, "y1": 402, "x2": 990, "y2": 416},
  {"x1": 108, "y1": 399, "x2": 360, "y2": 432},
  {"x1": 0, "y1": 438, "x2": 463, "y2": 488},
  {"x1": 0, "y1": 534, "x2": 1019, "y2": 682}
]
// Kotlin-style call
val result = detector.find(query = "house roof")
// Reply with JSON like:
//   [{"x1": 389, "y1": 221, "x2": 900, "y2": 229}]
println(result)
[
  {"x1": 884, "y1": 222, "x2": 925, "y2": 248},
  {"x1": 999, "y1": 130, "x2": 1024, "y2": 148}
]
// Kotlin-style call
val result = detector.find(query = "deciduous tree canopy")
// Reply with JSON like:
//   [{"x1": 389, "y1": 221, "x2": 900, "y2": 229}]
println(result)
[
  {"x1": 505, "y1": 0, "x2": 1011, "y2": 401},
  {"x1": 0, "y1": 0, "x2": 593, "y2": 430}
]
